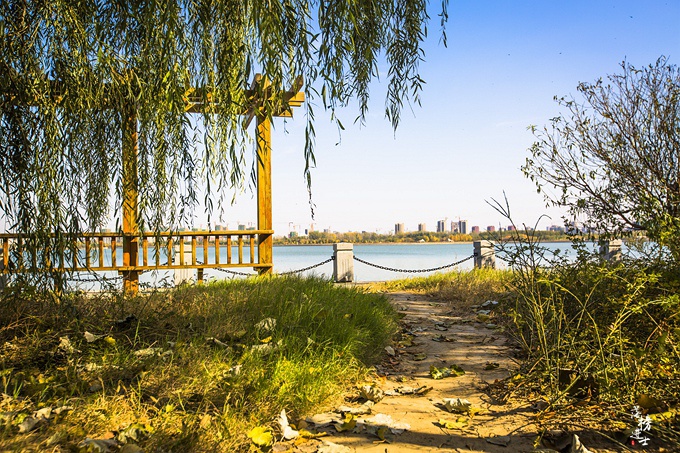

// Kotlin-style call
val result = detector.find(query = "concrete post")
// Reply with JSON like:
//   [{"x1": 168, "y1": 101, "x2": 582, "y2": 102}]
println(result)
[
  {"x1": 600, "y1": 239, "x2": 623, "y2": 262},
  {"x1": 473, "y1": 240, "x2": 496, "y2": 269},
  {"x1": 174, "y1": 243, "x2": 194, "y2": 285},
  {"x1": 333, "y1": 243, "x2": 354, "y2": 283}
]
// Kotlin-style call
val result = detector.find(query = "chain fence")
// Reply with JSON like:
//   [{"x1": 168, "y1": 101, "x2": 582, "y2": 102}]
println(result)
[
  {"x1": 352, "y1": 254, "x2": 475, "y2": 274},
  {"x1": 4, "y1": 249, "x2": 477, "y2": 288},
  {"x1": 201, "y1": 256, "x2": 335, "y2": 277}
]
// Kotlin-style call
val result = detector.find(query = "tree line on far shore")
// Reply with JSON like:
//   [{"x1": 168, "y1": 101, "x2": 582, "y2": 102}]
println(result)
[{"x1": 274, "y1": 229, "x2": 570, "y2": 245}]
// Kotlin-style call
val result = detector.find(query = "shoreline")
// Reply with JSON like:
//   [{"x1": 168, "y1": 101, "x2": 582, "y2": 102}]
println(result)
[{"x1": 273, "y1": 239, "x2": 574, "y2": 247}]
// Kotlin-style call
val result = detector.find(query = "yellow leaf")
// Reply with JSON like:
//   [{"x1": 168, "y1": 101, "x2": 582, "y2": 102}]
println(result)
[
  {"x1": 298, "y1": 429, "x2": 327, "y2": 439},
  {"x1": 247, "y1": 426, "x2": 274, "y2": 447},
  {"x1": 333, "y1": 413, "x2": 356, "y2": 432},
  {"x1": 260, "y1": 336, "x2": 272, "y2": 344},
  {"x1": 437, "y1": 418, "x2": 468, "y2": 429},
  {"x1": 375, "y1": 425, "x2": 388, "y2": 440}
]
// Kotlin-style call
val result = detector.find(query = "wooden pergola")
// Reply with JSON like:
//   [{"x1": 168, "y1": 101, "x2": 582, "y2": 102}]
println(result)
[{"x1": 1, "y1": 75, "x2": 304, "y2": 294}]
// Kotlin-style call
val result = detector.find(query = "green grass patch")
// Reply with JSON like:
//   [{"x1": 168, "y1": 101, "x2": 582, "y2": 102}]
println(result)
[
  {"x1": 0, "y1": 276, "x2": 398, "y2": 452},
  {"x1": 367, "y1": 268, "x2": 510, "y2": 308}
]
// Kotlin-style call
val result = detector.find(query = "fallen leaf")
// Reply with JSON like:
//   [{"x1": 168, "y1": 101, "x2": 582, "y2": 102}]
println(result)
[
  {"x1": 255, "y1": 317, "x2": 277, "y2": 333},
  {"x1": 18, "y1": 416, "x2": 40, "y2": 433},
  {"x1": 432, "y1": 334, "x2": 455, "y2": 342},
  {"x1": 430, "y1": 364, "x2": 465, "y2": 379},
  {"x1": 306, "y1": 413, "x2": 341, "y2": 427},
  {"x1": 278, "y1": 409, "x2": 299, "y2": 440},
  {"x1": 437, "y1": 399, "x2": 486, "y2": 417},
  {"x1": 484, "y1": 362, "x2": 500, "y2": 370},
  {"x1": 333, "y1": 413, "x2": 356, "y2": 432},
  {"x1": 412, "y1": 353, "x2": 427, "y2": 361},
  {"x1": 118, "y1": 423, "x2": 152, "y2": 444},
  {"x1": 384, "y1": 346, "x2": 396, "y2": 356},
  {"x1": 436, "y1": 418, "x2": 468, "y2": 430},
  {"x1": 248, "y1": 426, "x2": 274, "y2": 447},
  {"x1": 398, "y1": 335, "x2": 415, "y2": 347},
  {"x1": 84, "y1": 331, "x2": 104, "y2": 343},
  {"x1": 336, "y1": 401, "x2": 374, "y2": 415},
  {"x1": 365, "y1": 424, "x2": 389, "y2": 440},
  {"x1": 119, "y1": 445, "x2": 144, "y2": 453},
  {"x1": 58, "y1": 336, "x2": 78, "y2": 354},
  {"x1": 364, "y1": 413, "x2": 410, "y2": 434},
  {"x1": 569, "y1": 434, "x2": 593, "y2": 453},
  {"x1": 298, "y1": 429, "x2": 327, "y2": 439},
  {"x1": 359, "y1": 384, "x2": 384, "y2": 402},
  {"x1": 78, "y1": 438, "x2": 118, "y2": 453},
  {"x1": 46, "y1": 430, "x2": 68, "y2": 446},
  {"x1": 385, "y1": 386, "x2": 432, "y2": 396},
  {"x1": 133, "y1": 347, "x2": 162, "y2": 358},
  {"x1": 205, "y1": 337, "x2": 229, "y2": 348}
]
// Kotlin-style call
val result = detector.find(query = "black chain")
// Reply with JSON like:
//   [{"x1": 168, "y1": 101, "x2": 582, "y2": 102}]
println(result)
[
  {"x1": 197, "y1": 256, "x2": 335, "y2": 277},
  {"x1": 278, "y1": 256, "x2": 334, "y2": 275},
  {"x1": 65, "y1": 273, "x2": 123, "y2": 283},
  {"x1": 352, "y1": 254, "x2": 475, "y2": 273},
  {"x1": 495, "y1": 254, "x2": 512, "y2": 263}
]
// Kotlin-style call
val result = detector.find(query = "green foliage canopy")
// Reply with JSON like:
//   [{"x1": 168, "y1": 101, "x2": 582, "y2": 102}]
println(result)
[
  {"x1": 0, "y1": 0, "x2": 448, "y2": 235},
  {"x1": 525, "y1": 58, "x2": 680, "y2": 260}
]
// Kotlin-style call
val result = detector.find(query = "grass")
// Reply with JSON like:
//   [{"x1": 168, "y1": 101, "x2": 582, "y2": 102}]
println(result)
[
  {"x1": 366, "y1": 268, "x2": 510, "y2": 309},
  {"x1": 0, "y1": 276, "x2": 398, "y2": 452}
]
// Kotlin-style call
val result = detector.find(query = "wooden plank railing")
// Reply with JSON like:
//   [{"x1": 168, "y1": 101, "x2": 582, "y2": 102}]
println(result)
[{"x1": 0, "y1": 230, "x2": 273, "y2": 274}]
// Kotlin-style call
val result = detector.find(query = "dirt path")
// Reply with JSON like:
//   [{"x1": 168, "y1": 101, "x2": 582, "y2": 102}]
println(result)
[{"x1": 289, "y1": 292, "x2": 541, "y2": 453}]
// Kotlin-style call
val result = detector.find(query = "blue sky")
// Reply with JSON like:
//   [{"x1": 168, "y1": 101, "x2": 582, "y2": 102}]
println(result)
[{"x1": 196, "y1": 1, "x2": 680, "y2": 235}]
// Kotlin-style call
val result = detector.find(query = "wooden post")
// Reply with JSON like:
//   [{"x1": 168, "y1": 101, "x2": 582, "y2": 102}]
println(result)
[
  {"x1": 257, "y1": 114, "x2": 273, "y2": 275},
  {"x1": 122, "y1": 103, "x2": 140, "y2": 293}
]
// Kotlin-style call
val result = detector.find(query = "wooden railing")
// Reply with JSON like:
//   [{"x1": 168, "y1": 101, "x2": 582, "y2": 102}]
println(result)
[{"x1": 0, "y1": 230, "x2": 273, "y2": 274}]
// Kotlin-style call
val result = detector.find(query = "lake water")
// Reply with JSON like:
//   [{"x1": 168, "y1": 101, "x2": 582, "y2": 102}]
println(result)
[{"x1": 66, "y1": 241, "x2": 593, "y2": 290}]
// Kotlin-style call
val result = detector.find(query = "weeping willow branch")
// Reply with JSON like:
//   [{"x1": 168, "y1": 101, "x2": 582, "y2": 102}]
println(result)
[{"x1": 0, "y1": 0, "x2": 448, "y2": 286}]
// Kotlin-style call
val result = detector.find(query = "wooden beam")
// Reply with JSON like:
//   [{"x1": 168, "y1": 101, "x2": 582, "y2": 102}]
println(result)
[{"x1": 256, "y1": 113, "x2": 273, "y2": 275}]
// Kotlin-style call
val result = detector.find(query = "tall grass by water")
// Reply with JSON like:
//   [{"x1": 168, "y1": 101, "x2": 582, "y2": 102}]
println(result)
[{"x1": 0, "y1": 277, "x2": 398, "y2": 452}]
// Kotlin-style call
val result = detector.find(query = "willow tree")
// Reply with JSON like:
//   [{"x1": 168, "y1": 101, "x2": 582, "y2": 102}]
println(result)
[{"x1": 0, "y1": 1, "x2": 448, "y2": 249}]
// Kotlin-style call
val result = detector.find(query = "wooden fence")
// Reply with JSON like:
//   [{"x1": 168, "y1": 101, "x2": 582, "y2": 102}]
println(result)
[{"x1": 0, "y1": 230, "x2": 273, "y2": 277}]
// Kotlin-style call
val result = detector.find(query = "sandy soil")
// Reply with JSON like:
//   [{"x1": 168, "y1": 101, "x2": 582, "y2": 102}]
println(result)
[{"x1": 314, "y1": 292, "x2": 536, "y2": 453}]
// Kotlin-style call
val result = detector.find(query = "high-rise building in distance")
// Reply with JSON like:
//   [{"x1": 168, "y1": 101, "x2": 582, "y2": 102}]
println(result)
[
  {"x1": 418, "y1": 223, "x2": 427, "y2": 232},
  {"x1": 458, "y1": 220, "x2": 468, "y2": 235},
  {"x1": 395, "y1": 223, "x2": 404, "y2": 234},
  {"x1": 437, "y1": 220, "x2": 446, "y2": 232}
]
